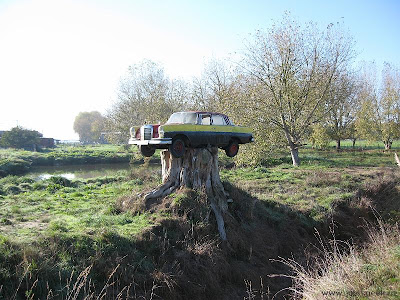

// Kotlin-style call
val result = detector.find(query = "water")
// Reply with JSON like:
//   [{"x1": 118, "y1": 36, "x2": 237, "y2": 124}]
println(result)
[{"x1": 28, "y1": 162, "x2": 160, "y2": 180}]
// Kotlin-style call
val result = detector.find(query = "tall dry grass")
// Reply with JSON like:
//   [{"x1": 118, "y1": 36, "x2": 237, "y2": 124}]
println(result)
[
  {"x1": 281, "y1": 221, "x2": 400, "y2": 299},
  {"x1": 3, "y1": 263, "x2": 162, "y2": 300}
]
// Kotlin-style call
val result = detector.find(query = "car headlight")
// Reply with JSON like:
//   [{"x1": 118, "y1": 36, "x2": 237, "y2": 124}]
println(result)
[
  {"x1": 159, "y1": 126, "x2": 164, "y2": 138},
  {"x1": 130, "y1": 127, "x2": 136, "y2": 138}
]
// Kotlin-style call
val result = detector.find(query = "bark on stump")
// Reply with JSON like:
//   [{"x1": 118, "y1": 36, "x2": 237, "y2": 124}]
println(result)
[{"x1": 143, "y1": 146, "x2": 229, "y2": 240}]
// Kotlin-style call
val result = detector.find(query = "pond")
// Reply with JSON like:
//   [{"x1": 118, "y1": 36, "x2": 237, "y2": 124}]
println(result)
[{"x1": 28, "y1": 162, "x2": 161, "y2": 180}]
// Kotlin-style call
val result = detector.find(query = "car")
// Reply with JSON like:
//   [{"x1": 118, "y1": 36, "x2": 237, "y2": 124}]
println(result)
[{"x1": 129, "y1": 111, "x2": 254, "y2": 158}]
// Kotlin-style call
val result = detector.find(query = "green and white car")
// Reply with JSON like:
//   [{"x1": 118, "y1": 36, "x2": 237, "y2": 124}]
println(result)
[{"x1": 129, "y1": 111, "x2": 254, "y2": 158}]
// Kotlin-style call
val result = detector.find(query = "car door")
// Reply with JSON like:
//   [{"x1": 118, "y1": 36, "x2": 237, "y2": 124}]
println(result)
[
  {"x1": 196, "y1": 113, "x2": 216, "y2": 146},
  {"x1": 211, "y1": 114, "x2": 231, "y2": 147}
]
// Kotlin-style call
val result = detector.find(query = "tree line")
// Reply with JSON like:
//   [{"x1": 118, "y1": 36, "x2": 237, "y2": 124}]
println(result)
[{"x1": 75, "y1": 15, "x2": 400, "y2": 166}]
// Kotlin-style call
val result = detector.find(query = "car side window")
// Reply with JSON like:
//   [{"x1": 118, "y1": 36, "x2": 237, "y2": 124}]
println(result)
[
  {"x1": 200, "y1": 114, "x2": 211, "y2": 125},
  {"x1": 223, "y1": 115, "x2": 233, "y2": 125},
  {"x1": 212, "y1": 115, "x2": 226, "y2": 125}
]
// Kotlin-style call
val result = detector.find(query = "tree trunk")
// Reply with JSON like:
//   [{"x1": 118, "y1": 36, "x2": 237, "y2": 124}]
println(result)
[
  {"x1": 384, "y1": 141, "x2": 392, "y2": 150},
  {"x1": 352, "y1": 139, "x2": 356, "y2": 149},
  {"x1": 336, "y1": 139, "x2": 341, "y2": 150},
  {"x1": 289, "y1": 145, "x2": 300, "y2": 167},
  {"x1": 284, "y1": 129, "x2": 300, "y2": 167},
  {"x1": 143, "y1": 147, "x2": 229, "y2": 240}
]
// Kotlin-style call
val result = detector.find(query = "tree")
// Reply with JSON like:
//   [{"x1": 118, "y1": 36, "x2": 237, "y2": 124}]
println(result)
[
  {"x1": 0, "y1": 126, "x2": 42, "y2": 149},
  {"x1": 378, "y1": 63, "x2": 400, "y2": 149},
  {"x1": 135, "y1": 147, "x2": 230, "y2": 240},
  {"x1": 310, "y1": 123, "x2": 331, "y2": 149},
  {"x1": 326, "y1": 72, "x2": 359, "y2": 149},
  {"x1": 190, "y1": 59, "x2": 237, "y2": 112},
  {"x1": 354, "y1": 62, "x2": 380, "y2": 144},
  {"x1": 73, "y1": 111, "x2": 106, "y2": 143},
  {"x1": 106, "y1": 60, "x2": 189, "y2": 141},
  {"x1": 240, "y1": 15, "x2": 355, "y2": 166},
  {"x1": 355, "y1": 62, "x2": 400, "y2": 149}
]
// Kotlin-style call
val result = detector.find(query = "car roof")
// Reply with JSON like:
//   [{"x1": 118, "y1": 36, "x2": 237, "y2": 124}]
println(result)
[{"x1": 176, "y1": 111, "x2": 229, "y2": 118}]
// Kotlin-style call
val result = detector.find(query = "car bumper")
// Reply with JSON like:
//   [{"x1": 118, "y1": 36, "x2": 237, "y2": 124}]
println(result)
[{"x1": 128, "y1": 138, "x2": 172, "y2": 146}]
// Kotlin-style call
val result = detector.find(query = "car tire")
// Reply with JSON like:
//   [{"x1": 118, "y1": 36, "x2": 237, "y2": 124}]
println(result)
[
  {"x1": 170, "y1": 138, "x2": 185, "y2": 158},
  {"x1": 225, "y1": 140, "x2": 239, "y2": 157},
  {"x1": 139, "y1": 145, "x2": 155, "y2": 157}
]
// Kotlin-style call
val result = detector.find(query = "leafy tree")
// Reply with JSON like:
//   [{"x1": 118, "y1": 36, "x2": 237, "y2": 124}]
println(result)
[
  {"x1": 347, "y1": 122, "x2": 359, "y2": 148},
  {"x1": 0, "y1": 127, "x2": 42, "y2": 149},
  {"x1": 355, "y1": 62, "x2": 380, "y2": 143},
  {"x1": 355, "y1": 62, "x2": 400, "y2": 149},
  {"x1": 239, "y1": 15, "x2": 355, "y2": 166},
  {"x1": 73, "y1": 111, "x2": 106, "y2": 143},
  {"x1": 310, "y1": 123, "x2": 331, "y2": 149},
  {"x1": 378, "y1": 63, "x2": 400, "y2": 149},
  {"x1": 326, "y1": 72, "x2": 359, "y2": 150}
]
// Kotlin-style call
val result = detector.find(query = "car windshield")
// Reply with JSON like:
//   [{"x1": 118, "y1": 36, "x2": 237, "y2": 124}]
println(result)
[{"x1": 166, "y1": 112, "x2": 197, "y2": 124}]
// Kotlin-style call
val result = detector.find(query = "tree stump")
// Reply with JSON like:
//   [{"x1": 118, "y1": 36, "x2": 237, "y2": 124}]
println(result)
[{"x1": 143, "y1": 146, "x2": 229, "y2": 240}]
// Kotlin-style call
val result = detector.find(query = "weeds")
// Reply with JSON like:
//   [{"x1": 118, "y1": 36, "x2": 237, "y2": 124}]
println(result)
[{"x1": 279, "y1": 222, "x2": 400, "y2": 299}]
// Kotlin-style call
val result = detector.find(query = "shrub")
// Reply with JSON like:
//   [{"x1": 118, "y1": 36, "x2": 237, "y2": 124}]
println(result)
[{"x1": 0, "y1": 126, "x2": 42, "y2": 149}]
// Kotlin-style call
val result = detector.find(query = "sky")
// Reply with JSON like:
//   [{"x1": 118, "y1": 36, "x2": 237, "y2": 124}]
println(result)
[{"x1": 0, "y1": 0, "x2": 399, "y2": 140}]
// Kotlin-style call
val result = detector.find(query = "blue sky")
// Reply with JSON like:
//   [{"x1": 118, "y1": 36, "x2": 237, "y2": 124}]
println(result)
[{"x1": 0, "y1": 0, "x2": 399, "y2": 139}]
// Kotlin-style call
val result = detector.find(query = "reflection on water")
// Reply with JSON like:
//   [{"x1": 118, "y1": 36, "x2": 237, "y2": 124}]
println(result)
[
  {"x1": 38, "y1": 173, "x2": 76, "y2": 180},
  {"x1": 29, "y1": 162, "x2": 160, "y2": 180}
]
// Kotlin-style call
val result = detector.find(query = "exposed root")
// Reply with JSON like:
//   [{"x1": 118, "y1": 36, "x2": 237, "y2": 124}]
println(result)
[
  {"x1": 141, "y1": 147, "x2": 229, "y2": 240},
  {"x1": 395, "y1": 153, "x2": 400, "y2": 167}
]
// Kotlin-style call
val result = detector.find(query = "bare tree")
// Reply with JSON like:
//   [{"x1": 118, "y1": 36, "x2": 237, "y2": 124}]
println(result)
[
  {"x1": 106, "y1": 60, "x2": 189, "y2": 141},
  {"x1": 240, "y1": 15, "x2": 355, "y2": 166},
  {"x1": 190, "y1": 59, "x2": 237, "y2": 112}
]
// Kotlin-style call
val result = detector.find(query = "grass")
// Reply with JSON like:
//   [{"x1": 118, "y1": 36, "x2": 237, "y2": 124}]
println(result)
[
  {"x1": 0, "y1": 145, "x2": 399, "y2": 298},
  {"x1": 0, "y1": 170, "x2": 159, "y2": 243},
  {"x1": 221, "y1": 147, "x2": 398, "y2": 223},
  {"x1": 0, "y1": 165, "x2": 163, "y2": 298},
  {"x1": 300, "y1": 148, "x2": 399, "y2": 168},
  {"x1": 284, "y1": 223, "x2": 400, "y2": 299},
  {"x1": 327, "y1": 139, "x2": 400, "y2": 149}
]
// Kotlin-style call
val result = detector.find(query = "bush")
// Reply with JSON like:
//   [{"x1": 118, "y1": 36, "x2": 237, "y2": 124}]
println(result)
[{"x1": 0, "y1": 126, "x2": 42, "y2": 149}]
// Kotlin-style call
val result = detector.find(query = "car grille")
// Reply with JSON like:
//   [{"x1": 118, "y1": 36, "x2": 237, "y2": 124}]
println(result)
[{"x1": 143, "y1": 126, "x2": 152, "y2": 140}]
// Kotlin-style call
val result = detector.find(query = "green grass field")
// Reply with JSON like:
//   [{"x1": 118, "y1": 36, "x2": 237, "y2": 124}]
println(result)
[{"x1": 326, "y1": 139, "x2": 400, "y2": 149}]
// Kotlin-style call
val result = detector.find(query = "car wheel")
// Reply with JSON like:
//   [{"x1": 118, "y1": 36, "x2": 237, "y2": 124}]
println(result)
[
  {"x1": 139, "y1": 145, "x2": 155, "y2": 157},
  {"x1": 170, "y1": 138, "x2": 185, "y2": 158},
  {"x1": 225, "y1": 140, "x2": 239, "y2": 157}
]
